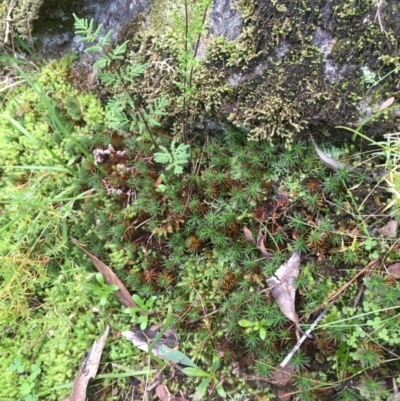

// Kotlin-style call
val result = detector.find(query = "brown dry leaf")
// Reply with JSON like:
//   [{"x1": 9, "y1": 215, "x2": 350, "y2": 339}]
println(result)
[
  {"x1": 378, "y1": 220, "x2": 398, "y2": 238},
  {"x1": 154, "y1": 175, "x2": 163, "y2": 187},
  {"x1": 388, "y1": 262, "x2": 400, "y2": 278},
  {"x1": 71, "y1": 239, "x2": 136, "y2": 308},
  {"x1": 155, "y1": 384, "x2": 170, "y2": 401},
  {"x1": 272, "y1": 363, "x2": 294, "y2": 401},
  {"x1": 272, "y1": 363, "x2": 294, "y2": 387},
  {"x1": 69, "y1": 325, "x2": 110, "y2": 401},
  {"x1": 243, "y1": 226, "x2": 254, "y2": 242},
  {"x1": 243, "y1": 227, "x2": 271, "y2": 258},
  {"x1": 311, "y1": 137, "x2": 350, "y2": 171},
  {"x1": 378, "y1": 97, "x2": 394, "y2": 113},
  {"x1": 257, "y1": 229, "x2": 271, "y2": 258},
  {"x1": 277, "y1": 388, "x2": 293, "y2": 401},
  {"x1": 266, "y1": 252, "x2": 301, "y2": 339}
]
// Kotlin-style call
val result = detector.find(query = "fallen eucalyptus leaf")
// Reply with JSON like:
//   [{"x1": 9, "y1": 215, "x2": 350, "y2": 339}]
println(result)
[
  {"x1": 311, "y1": 137, "x2": 350, "y2": 171},
  {"x1": 378, "y1": 220, "x2": 398, "y2": 238},
  {"x1": 155, "y1": 382, "x2": 189, "y2": 401},
  {"x1": 69, "y1": 325, "x2": 109, "y2": 401},
  {"x1": 266, "y1": 252, "x2": 301, "y2": 339},
  {"x1": 243, "y1": 226, "x2": 254, "y2": 242},
  {"x1": 71, "y1": 238, "x2": 136, "y2": 308},
  {"x1": 155, "y1": 384, "x2": 170, "y2": 401},
  {"x1": 377, "y1": 97, "x2": 394, "y2": 113},
  {"x1": 387, "y1": 262, "x2": 400, "y2": 278}
]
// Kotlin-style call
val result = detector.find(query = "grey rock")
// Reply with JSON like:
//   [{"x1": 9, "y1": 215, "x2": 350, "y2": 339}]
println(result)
[{"x1": 209, "y1": 0, "x2": 243, "y2": 41}]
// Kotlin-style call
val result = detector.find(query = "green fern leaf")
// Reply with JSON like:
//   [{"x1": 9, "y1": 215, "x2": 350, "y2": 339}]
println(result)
[{"x1": 100, "y1": 30, "x2": 112, "y2": 47}]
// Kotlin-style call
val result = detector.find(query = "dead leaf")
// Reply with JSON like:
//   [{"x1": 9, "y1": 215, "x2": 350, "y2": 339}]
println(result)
[
  {"x1": 277, "y1": 388, "x2": 293, "y2": 401},
  {"x1": 266, "y1": 252, "x2": 301, "y2": 339},
  {"x1": 121, "y1": 326, "x2": 179, "y2": 358},
  {"x1": 272, "y1": 363, "x2": 294, "y2": 387},
  {"x1": 69, "y1": 325, "x2": 110, "y2": 401},
  {"x1": 243, "y1": 227, "x2": 271, "y2": 258},
  {"x1": 155, "y1": 384, "x2": 170, "y2": 401},
  {"x1": 257, "y1": 229, "x2": 271, "y2": 258},
  {"x1": 388, "y1": 262, "x2": 400, "y2": 278},
  {"x1": 272, "y1": 185, "x2": 289, "y2": 204},
  {"x1": 243, "y1": 226, "x2": 254, "y2": 242},
  {"x1": 378, "y1": 97, "x2": 394, "y2": 113},
  {"x1": 71, "y1": 239, "x2": 136, "y2": 308},
  {"x1": 311, "y1": 137, "x2": 350, "y2": 171},
  {"x1": 378, "y1": 220, "x2": 398, "y2": 238}
]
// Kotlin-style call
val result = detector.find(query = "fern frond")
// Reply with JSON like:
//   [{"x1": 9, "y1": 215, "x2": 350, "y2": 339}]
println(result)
[
  {"x1": 93, "y1": 55, "x2": 111, "y2": 69},
  {"x1": 93, "y1": 24, "x2": 103, "y2": 38},
  {"x1": 73, "y1": 14, "x2": 91, "y2": 34},
  {"x1": 85, "y1": 44, "x2": 102, "y2": 54},
  {"x1": 99, "y1": 72, "x2": 120, "y2": 87},
  {"x1": 123, "y1": 64, "x2": 147, "y2": 82},
  {"x1": 100, "y1": 30, "x2": 113, "y2": 47},
  {"x1": 110, "y1": 41, "x2": 129, "y2": 60}
]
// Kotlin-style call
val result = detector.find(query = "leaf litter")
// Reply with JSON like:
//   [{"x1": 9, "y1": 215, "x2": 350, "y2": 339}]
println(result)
[
  {"x1": 66, "y1": 325, "x2": 110, "y2": 401},
  {"x1": 266, "y1": 252, "x2": 302, "y2": 340},
  {"x1": 71, "y1": 238, "x2": 136, "y2": 308}
]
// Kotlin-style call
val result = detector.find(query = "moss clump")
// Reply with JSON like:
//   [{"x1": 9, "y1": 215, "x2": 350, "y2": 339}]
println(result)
[
  {"x1": 0, "y1": 0, "x2": 44, "y2": 43},
  {"x1": 108, "y1": 0, "x2": 399, "y2": 144}
]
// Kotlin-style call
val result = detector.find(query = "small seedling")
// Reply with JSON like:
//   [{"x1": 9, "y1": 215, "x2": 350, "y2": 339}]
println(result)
[
  {"x1": 239, "y1": 318, "x2": 273, "y2": 340},
  {"x1": 86, "y1": 273, "x2": 119, "y2": 306},
  {"x1": 154, "y1": 139, "x2": 190, "y2": 175},
  {"x1": 182, "y1": 356, "x2": 226, "y2": 400},
  {"x1": 124, "y1": 294, "x2": 156, "y2": 330},
  {"x1": 9, "y1": 357, "x2": 25, "y2": 374},
  {"x1": 9, "y1": 359, "x2": 41, "y2": 401}
]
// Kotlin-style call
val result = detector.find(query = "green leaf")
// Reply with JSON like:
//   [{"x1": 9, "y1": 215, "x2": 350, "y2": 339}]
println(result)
[
  {"x1": 239, "y1": 319, "x2": 255, "y2": 328},
  {"x1": 20, "y1": 382, "x2": 34, "y2": 396},
  {"x1": 158, "y1": 345, "x2": 198, "y2": 367},
  {"x1": 194, "y1": 378, "x2": 212, "y2": 400},
  {"x1": 259, "y1": 327, "x2": 267, "y2": 340},
  {"x1": 212, "y1": 356, "x2": 220, "y2": 372},
  {"x1": 216, "y1": 384, "x2": 227, "y2": 398},
  {"x1": 123, "y1": 307, "x2": 139, "y2": 315},
  {"x1": 85, "y1": 44, "x2": 102, "y2": 53},
  {"x1": 95, "y1": 273, "x2": 105, "y2": 286},
  {"x1": 100, "y1": 30, "x2": 112, "y2": 47},
  {"x1": 182, "y1": 367, "x2": 210, "y2": 378},
  {"x1": 146, "y1": 296, "x2": 157, "y2": 307},
  {"x1": 139, "y1": 315, "x2": 148, "y2": 330},
  {"x1": 132, "y1": 294, "x2": 145, "y2": 308},
  {"x1": 173, "y1": 165, "x2": 184, "y2": 175},
  {"x1": 94, "y1": 56, "x2": 111, "y2": 69}
]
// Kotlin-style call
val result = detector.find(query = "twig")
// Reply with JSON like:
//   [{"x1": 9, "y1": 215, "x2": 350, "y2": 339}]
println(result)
[
  {"x1": 374, "y1": 0, "x2": 389, "y2": 40},
  {"x1": 280, "y1": 310, "x2": 327, "y2": 368},
  {"x1": 4, "y1": 0, "x2": 16, "y2": 44}
]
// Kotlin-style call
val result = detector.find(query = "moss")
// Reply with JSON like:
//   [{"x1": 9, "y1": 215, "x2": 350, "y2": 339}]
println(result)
[
  {"x1": 103, "y1": 0, "x2": 394, "y2": 144},
  {"x1": 0, "y1": 56, "x2": 105, "y2": 187},
  {"x1": 0, "y1": 0, "x2": 44, "y2": 42}
]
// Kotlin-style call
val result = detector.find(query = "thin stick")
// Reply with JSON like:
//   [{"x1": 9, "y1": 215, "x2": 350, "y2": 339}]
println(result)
[{"x1": 280, "y1": 310, "x2": 327, "y2": 368}]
